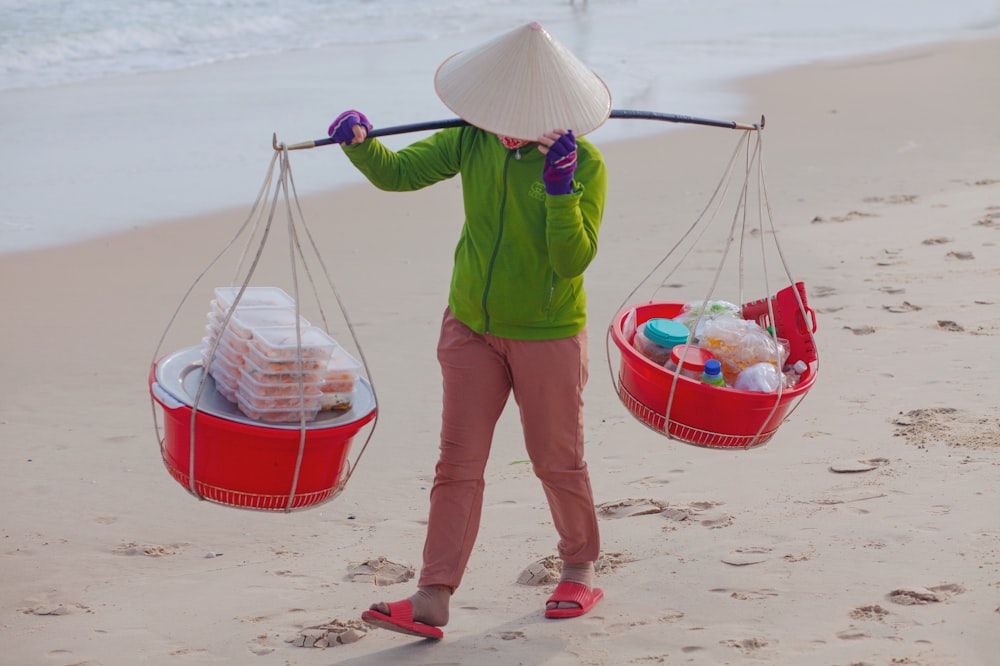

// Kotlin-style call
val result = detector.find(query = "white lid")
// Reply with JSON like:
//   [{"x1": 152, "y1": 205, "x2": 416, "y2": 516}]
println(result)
[{"x1": 213, "y1": 286, "x2": 295, "y2": 311}]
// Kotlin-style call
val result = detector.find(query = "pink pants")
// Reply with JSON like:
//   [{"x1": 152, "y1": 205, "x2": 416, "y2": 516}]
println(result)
[{"x1": 418, "y1": 309, "x2": 601, "y2": 591}]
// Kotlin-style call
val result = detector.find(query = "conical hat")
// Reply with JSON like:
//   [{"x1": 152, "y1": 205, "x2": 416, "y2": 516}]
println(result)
[{"x1": 434, "y1": 22, "x2": 612, "y2": 141}]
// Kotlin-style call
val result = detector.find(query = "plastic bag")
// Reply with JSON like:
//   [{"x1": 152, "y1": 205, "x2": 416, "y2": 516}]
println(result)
[
  {"x1": 699, "y1": 316, "x2": 789, "y2": 384},
  {"x1": 674, "y1": 300, "x2": 741, "y2": 340},
  {"x1": 734, "y1": 362, "x2": 784, "y2": 392}
]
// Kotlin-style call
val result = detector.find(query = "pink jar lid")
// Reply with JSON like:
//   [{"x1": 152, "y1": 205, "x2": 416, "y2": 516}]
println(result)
[{"x1": 669, "y1": 345, "x2": 716, "y2": 372}]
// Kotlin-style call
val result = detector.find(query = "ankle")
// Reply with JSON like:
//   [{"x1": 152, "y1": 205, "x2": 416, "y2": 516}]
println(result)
[
  {"x1": 560, "y1": 561, "x2": 595, "y2": 588},
  {"x1": 409, "y1": 585, "x2": 452, "y2": 627}
]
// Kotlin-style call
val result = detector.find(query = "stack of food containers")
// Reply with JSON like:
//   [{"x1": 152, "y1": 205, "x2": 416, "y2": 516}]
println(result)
[{"x1": 201, "y1": 286, "x2": 362, "y2": 423}]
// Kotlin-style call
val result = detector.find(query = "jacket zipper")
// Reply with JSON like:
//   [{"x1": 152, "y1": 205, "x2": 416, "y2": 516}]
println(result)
[{"x1": 482, "y1": 149, "x2": 515, "y2": 333}]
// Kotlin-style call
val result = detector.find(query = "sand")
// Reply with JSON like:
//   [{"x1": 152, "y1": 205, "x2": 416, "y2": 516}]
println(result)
[{"x1": 2, "y1": 35, "x2": 999, "y2": 666}]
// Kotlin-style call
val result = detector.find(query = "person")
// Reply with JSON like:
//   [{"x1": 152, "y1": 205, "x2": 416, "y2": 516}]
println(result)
[{"x1": 327, "y1": 22, "x2": 611, "y2": 640}]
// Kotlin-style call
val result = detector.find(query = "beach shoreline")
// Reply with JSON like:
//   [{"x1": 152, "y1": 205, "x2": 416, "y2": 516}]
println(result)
[{"x1": 2, "y1": 34, "x2": 999, "y2": 665}]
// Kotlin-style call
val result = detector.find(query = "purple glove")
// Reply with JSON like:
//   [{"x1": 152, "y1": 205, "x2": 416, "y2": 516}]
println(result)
[
  {"x1": 327, "y1": 110, "x2": 372, "y2": 145},
  {"x1": 542, "y1": 130, "x2": 577, "y2": 195}
]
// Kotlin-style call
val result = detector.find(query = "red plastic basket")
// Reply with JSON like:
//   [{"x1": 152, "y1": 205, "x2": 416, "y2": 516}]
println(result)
[
  {"x1": 609, "y1": 284, "x2": 818, "y2": 449},
  {"x1": 150, "y1": 347, "x2": 376, "y2": 510}
]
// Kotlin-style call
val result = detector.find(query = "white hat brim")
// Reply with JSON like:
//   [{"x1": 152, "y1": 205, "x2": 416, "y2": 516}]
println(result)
[{"x1": 434, "y1": 22, "x2": 612, "y2": 140}]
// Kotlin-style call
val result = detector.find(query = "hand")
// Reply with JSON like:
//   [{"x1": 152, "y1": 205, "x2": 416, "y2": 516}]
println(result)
[
  {"x1": 328, "y1": 110, "x2": 372, "y2": 145},
  {"x1": 538, "y1": 130, "x2": 576, "y2": 195}
]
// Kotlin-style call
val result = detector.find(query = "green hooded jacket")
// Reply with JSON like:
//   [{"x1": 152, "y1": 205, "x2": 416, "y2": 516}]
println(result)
[{"x1": 342, "y1": 126, "x2": 607, "y2": 340}]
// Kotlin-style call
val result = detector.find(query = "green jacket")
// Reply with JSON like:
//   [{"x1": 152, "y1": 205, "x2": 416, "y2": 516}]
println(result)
[{"x1": 343, "y1": 126, "x2": 607, "y2": 340}]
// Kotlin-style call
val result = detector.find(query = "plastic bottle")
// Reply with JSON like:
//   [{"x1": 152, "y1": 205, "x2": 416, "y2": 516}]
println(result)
[{"x1": 700, "y1": 358, "x2": 726, "y2": 387}]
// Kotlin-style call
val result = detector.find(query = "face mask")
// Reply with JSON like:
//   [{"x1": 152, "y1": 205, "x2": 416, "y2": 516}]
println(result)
[{"x1": 497, "y1": 135, "x2": 530, "y2": 150}]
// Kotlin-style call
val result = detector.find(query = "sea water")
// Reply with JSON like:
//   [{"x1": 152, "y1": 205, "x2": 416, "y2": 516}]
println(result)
[{"x1": 1, "y1": 0, "x2": 998, "y2": 254}]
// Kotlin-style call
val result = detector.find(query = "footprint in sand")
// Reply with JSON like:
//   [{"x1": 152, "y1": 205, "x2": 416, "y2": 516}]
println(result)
[
  {"x1": 937, "y1": 319, "x2": 966, "y2": 332},
  {"x1": 976, "y1": 208, "x2": 1000, "y2": 227},
  {"x1": 863, "y1": 194, "x2": 919, "y2": 205},
  {"x1": 21, "y1": 604, "x2": 73, "y2": 616},
  {"x1": 810, "y1": 210, "x2": 875, "y2": 224},
  {"x1": 888, "y1": 583, "x2": 966, "y2": 605},
  {"x1": 946, "y1": 250, "x2": 975, "y2": 260},
  {"x1": 882, "y1": 302, "x2": 921, "y2": 313},
  {"x1": 850, "y1": 604, "x2": 889, "y2": 621},
  {"x1": 112, "y1": 542, "x2": 182, "y2": 556},
  {"x1": 844, "y1": 325, "x2": 876, "y2": 336},
  {"x1": 893, "y1": 407, "x2": 1000, "y2": 450},
  {"x1": 700, "y1": 514, "x2": 735, "y2": 529},
  {"x1": 598, "y1": 498, "x2": 733, "y2": 531},
  {"x1": 721, "y1": 547, "x2": 773, "y2": 566},
  {"x1": 874, "y1": 248, "x2": 903, "y2": 266},
  {"x1": 596, "y1": 498, "x2": 667, "y2": 519},
  {"x1": 346, "y1": 556, "x2": 414, "y2": 586},
  {"x1": 829, "y1": 458, "x2": 889, "y2": 473},
  {"x1": 922, "y1": 236, "x2": 953, "y2": 245},
  {"x1": 722, "y1": 637, "x2": 769, "y2": 655}
]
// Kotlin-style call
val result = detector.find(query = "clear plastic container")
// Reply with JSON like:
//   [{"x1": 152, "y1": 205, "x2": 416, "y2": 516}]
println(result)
[
  {"x1": 242, "y1": 352, "x2": 326, "y2": 385},
  {"x1": 208, "y1": 358, "x2": 241, "y2": 394},
  {"x1": 249, "y1": 326, "x2": 337, "y2": 362},
  {"x1": 634, "y1": 318, "x2": 689, "y2": 365},
  {"x1": 205, "y1": 333, "x2": 246, "y2": 367},
  {"x1": 219, "y1": 329, "x2": 250, "y2": 356},
  {"x1": 237, "y1": 371, "x2": 323, "y2": 398},
  {"x1": 203, "y1": 340, "x2": 240, "y2": 375},
  {"x1": 236, "y1": 393, "x2": 321, "y2": 423},
  {"x1": 225, "y1": 306, "x2": 310, "y2": 340},
  {"x1": 322, "y1": 346, "x2": 362, "y2": 393},
  {"x1": 213, "y1": 286, "x2": 295, "y2": 312},
  {"x1": 237, "y1": 384, "x2": 322, "y2": 411},
  {"x1": 320, "y1": 391, "x2": 354, "y2": 411}
]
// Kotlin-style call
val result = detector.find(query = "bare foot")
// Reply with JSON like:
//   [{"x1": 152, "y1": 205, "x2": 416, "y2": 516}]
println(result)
[
  {"x1": 547, "y1": 561, "x2": 595, "y2": 612},
  {"x1": 369, "y1": 585, "x2": 451, "y2": 627}
]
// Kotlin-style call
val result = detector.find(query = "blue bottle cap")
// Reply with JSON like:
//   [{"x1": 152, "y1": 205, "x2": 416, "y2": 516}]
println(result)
[
  {"x1": 704, "y1": 358, "x2": 722, "y2": 376},
  {"x1": 643, "y1": 318, "x2": 689, "y2": 348}
]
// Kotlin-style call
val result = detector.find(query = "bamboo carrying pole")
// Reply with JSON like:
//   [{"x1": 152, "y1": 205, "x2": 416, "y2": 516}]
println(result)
[{"x1": 272, "y1": 109, "x2": 765, "y2": 151}]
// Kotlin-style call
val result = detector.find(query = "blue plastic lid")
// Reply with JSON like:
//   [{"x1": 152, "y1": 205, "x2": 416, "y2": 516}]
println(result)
[
  {"x1": 703, "y1": 358, "x2": 722, "y2": 376},
  {"x1": 644, "y1": 318, "x2": 689, "y2": 347}
]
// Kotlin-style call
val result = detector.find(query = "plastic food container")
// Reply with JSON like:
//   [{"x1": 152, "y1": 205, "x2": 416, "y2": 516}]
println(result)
[
  {"x1": 213, "y1": 286, "x2": 295, "y2": 312},
  {"x1": 250, "y1": 326, "x2": 337, "y2": 361},
  {"x1": 237, "y1": 381, "x2": 322, "y2": 410},
  {"x1": 236, "y1": 393, "x2": 322, "y2": 423},
  {"x1": 322, "y1": 346, "x2": 362, "y2": 393},
  {"x1": 211, "y1": 334, "x2": 248, "y2": 367},
  {"x1": 634, "y1": 318, "x2": 689, "y2": 365},
  {"x1": 225, "y1": 307, "x2": 310, "y2": 340},
  {"x1": 208, "y1": 360, "x2": 240, "y2": 398},
  {"x1": 320, "y1": 391, "x2": 354, "y2": 411},
  {"x1": 243, "y1": 353, "x2": 326, "y2": 385},
  {"x1": 666, "y1": 345, "x2": 717, "y2": 380},
  {"x1": 219, "y1": 330, "x2": 251, "y2": 356},
  {"x1": 238, "y1": 370, "x2": 323, "y2": 398},
  {"x1": 206, "y1": 351, "x2": 240, "y2": 381}
]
